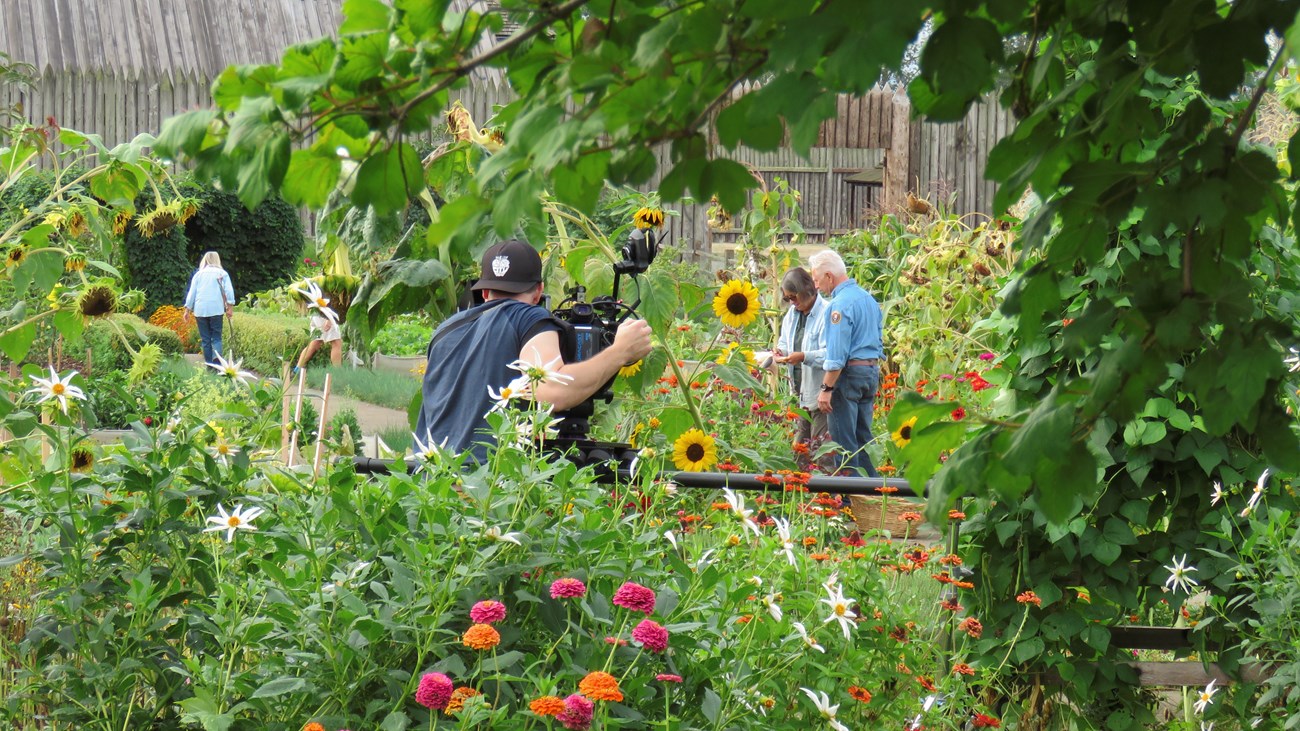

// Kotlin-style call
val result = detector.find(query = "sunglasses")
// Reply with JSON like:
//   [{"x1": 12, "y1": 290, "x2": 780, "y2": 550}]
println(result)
[{"x1": 782, "y1": 292, "x2": 800, "y2": 303}]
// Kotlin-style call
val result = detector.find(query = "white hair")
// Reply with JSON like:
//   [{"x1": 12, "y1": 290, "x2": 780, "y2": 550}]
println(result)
[
  {"x1": 809, "y1": 249, "x2": 846, "y2": 277},
  {"x1": 199, "y1": 251, "x2": 223, "y2": 270}
]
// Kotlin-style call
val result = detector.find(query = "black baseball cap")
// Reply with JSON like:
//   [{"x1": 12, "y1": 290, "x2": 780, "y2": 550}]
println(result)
[{"x1": 470, "y1": 239, "x2": 543, "y2": 293}]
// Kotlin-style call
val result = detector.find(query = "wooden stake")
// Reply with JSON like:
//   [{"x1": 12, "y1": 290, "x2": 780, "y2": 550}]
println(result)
[
  {"x1": 287, "y1": 367, "x2": 307, "y2": 466},
  {"x1": 279, "y1": 362, "x2": 292, "y2": 459},
  {"x1": 86, "y1": 347, "x2": 93, "y2": 376},
  {"x1": 312, "y1": 373, "x2": 332, "y2": 479}
]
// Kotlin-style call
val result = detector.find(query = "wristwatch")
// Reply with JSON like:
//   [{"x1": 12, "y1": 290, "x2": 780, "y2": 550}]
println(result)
[{"x1": 820, "y1": 384, "x2": 834, "y2": 392}]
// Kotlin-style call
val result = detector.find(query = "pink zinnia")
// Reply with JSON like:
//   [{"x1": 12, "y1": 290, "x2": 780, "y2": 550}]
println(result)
[
  {"x1": 604, "y1": 636, "x2": 628, "y2": 646},
  {"x1": 557, "y1": 693, "x2": 595, "y2": 730},
  {"x1": 631, "y1": 619, "x2": 670, "y2": 653},
  {"x1": 656, "y1": 673, "x2": 683, "y2": 683},
  {"x1": 979, "y1": 352, "x2": 995, "y2": 361},
  {"x1": 470, "y1": 600, "x2": 507, "y2": 624},
  {"x1": 612, "y1": 581, "x2": 656, "y2": 615},
  {"x1": 550, "y1": 577, "x2": 587, "y2": 599},
  {"x1": 414, "y1": 672, "x2": 454, "y2": 710}
]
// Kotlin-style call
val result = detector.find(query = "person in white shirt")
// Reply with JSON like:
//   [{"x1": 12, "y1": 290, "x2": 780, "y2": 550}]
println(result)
[
  {"x1": 773, "y1": 267, "x2": 830, "y2": 452},
  {"x1": 295, "y1": 312, "x2": 343, "y2": 373}
]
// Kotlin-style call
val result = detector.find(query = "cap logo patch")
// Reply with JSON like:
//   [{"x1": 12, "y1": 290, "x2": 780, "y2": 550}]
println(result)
[{"x1": 492, "y1": 255, "x2": 511, "y2": 277}]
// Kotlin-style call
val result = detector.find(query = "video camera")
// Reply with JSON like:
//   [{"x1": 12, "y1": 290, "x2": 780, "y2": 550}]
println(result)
[{"x1": 549, "y1": 227, "x2": 660, "y2": 442}]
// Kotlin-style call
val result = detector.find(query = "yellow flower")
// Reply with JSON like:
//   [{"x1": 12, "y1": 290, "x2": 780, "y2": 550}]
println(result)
[
  {"x1": 892, "y1": 416, "x2": 918, "y2": 448},
  {"x1": 112, "y1": 209, "x2": 133, "y2": 235},
  {"x1": 672, "y1": 428, "x2": 718, "y2": 472},
  {"x1": 619, "y1": 359, "x2": 643, "y2": 378},
  {"x1": 77, "y1": 284, "x2": 118, "y2": 319},
  {"x1": 712, "y1": 279, "x2": 761, "y2": 328},
  {"x1": 64, "y1": 252, "x2": 88, "y2": 272},
  {"x1": 70, "y1": 446, "x2": 95, "y2": 472},
  {"x1": 634, "y1": 207, "x2": 665, "y2": 229}
]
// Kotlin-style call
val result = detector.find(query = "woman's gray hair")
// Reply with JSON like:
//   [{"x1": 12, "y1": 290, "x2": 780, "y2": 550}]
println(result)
[
  {"x1": 808, "y1": 249, "x2": 847, "y2": 278},
  {"x1": 199, "y1": 251, "x2": 223, "y2": 270},
  {"x1": 781, "y1": 267, "x2": 817, "y2": 297}
]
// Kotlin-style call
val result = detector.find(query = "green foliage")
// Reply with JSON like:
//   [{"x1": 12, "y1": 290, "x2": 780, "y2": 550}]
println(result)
[
  {"x1": 327, "y1": 406, "x2": 362, "y2": 443},
  {"x1": 370, "y1": 313, "x2": 432, "y2": 356},
  {"x1": 227, "y1": 312, "x2": 312, "y2": 376},
  {"x1": 304, "y1": 365, "x2": 420, "y2": 411},
  {"x1": 82, "y1": 368, "x2": 184, "y2": 429},
  {"x1": 181, "y1": 182, "x2": 304, "y2": 297},
  {"x1": 122, "y1": 194, "x2": 192, "y2": 316},
  {"x1": 77, "y1": 314, "x2": 183, "y2": 372}
]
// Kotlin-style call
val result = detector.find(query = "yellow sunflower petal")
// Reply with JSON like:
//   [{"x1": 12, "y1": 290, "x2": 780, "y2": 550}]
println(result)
[
  {"x1": 672, "y1": 428, "x2": 718, "y2": 472},
  {"x1": 712, "y1": 280, "x2": 761, "y2": 328}
]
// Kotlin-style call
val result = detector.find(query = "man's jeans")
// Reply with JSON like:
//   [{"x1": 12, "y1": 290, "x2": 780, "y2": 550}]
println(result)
[
  {"x1": 828, "y1": 364, "x2": 880, "y2": 477},
  {"x1": 196, "y1": 315, "x2": 224, "y2": 365}
]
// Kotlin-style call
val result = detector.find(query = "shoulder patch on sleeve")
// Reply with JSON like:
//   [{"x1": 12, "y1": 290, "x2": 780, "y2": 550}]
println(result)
[{"x1": 830, "y1": 311, "x2": 842, "y2": 324}]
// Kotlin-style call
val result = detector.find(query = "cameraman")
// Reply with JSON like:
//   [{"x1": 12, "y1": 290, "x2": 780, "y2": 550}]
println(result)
[{"x1": 415, "y1": 239, "x2": 653, "y2": 461}]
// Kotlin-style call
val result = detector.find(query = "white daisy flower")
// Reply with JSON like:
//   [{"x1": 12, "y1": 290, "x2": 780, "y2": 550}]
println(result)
[
  {"x1": 296, "y1": 279, "x2": 339, "y2": 323},
  {"x1": 820, "y1": 582, "x2": 858, "y2": 640},
  {"x1": 774, "y1": 517, "x2": 797, "y2": 565},
  {"x1": 1209, "y1": 480, "x2": 1225, "y2": 506},
  {"x1": 211, "y1": 438, "x2": 241, "y2": 466},
  {"x1": 799, "y1": 688, "x2": 849, "y2": 731},
  {"x1": 1163, "y1": 554, "x2": 1200, "y2": 595},
  {"x1": 203, "y1": 503, "x2": 265, "y2": 542},
  {"x1": 792, "y1": 621, "x2": 825, "y2": 653},
  {"x1": 1285, "y1": 346, "x2": 1300, "y2": 372},
  {"x1": 762, "y1": 593, "x2": 783, "y2": 622},
  {"x1": 1241, "y1": 468, "x2": 1271, "y2": 517},
  {"x1": 1193, "y1": 678, "x2": 1218, "y2": 714},
  {"x1": 206, "y1": 353, "x2": 256, "y2": 383},
  {"x1": 507, "y1": 347, "x2": 574, "y2": 386},
  {"x1": 486, "y1": 376, "x2": 532, "y2": 414},
  {"x1": 721, "y1": 487, "x2": 761, "y2": 538},
  {"x1": 26, "y1": 366, "x2": 86, "y2": 414}
]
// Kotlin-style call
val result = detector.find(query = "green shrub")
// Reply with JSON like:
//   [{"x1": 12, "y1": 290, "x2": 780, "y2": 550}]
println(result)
[
  {"x1": 370, "y1": 314, "x2": 432, "y2": 356},
  {"x1": 227, "y1": 312, "x2": 312, "y2": 375},
  {"x1": 82, "y1": 369, "x2": 185, "y2": 429},
  {"x1": 123, "y1": 194, "x2": 191, "y2": 317},
  {"x1": 182, "y1": 183, "x2": 304, "y2": 297},
  {"x1": 177, "y1": 373, "x2": 244, "y2": 425},
  {"x1": 327, "y1": 407, "x2": 362, "y2": 443},
  {"x1": 77, "y1": 315, "x2": 183, "y2": 373}
]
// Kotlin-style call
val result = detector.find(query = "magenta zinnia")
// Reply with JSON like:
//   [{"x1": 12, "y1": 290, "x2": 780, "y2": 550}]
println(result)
[
  {"x1": 414, "y1": 672, "x2": 454, "y2": 710},
  {"x1": 550, "y1": 577, "x2": 587, "y2": 599},
  {"x1": 470, "y1": 599, "x2": 507, "y2": 624},
  {"x1": 612, "y1": 581, "x2": 656, "y2": 615},
  {"x1": 557, "y1": 693, "x2": 595, "y2": 730},
  {"x1": 631, "y1": 619, "x2": 670, "y2": 653},
  {"x1": 656, "y1": 673, "x2": 683, "y2": 683}
]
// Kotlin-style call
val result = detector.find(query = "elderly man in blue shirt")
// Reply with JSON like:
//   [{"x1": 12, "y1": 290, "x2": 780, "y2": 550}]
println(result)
[{"x1": 809, "y1": 249, "x2": 884, "y2": 477}]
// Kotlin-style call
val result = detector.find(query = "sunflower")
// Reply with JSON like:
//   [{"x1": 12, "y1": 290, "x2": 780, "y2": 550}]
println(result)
[
  {"x1": 712, "y1": 279, "x2": 761, "y2": 328},
  {"x1": 128, "y1": 343, "x2": 163, "y2": 384},
  {"x1": 64, "y1": 252, "x2": 88, "y2": 272},
  {"x1": 618, "y1": 359, "x2": 643, "y2": 378},
  {"x1": 891, "y1": 416, "x2": 918, "y2": 448},
  {"x1": 70, "y1": 446, "x2": 95, "y2": 472},
  {"x1": 177, "y1": 197, "x2": 202, "y2": 224},
  {"x1": 112, "y1": 209, "x2": 133, "y2": 235},
  {"x1": 634, "y1": 207, "x2": 665, "y2": 229},
  {"x1": 77, "y1": 284, "x2": 118, "y2": 319},
  {"x1": 135, "y1": 201, "x2": 182, "y2": 238},
  {"x1": 672, "y1": 428, "x2": 718, "y2": 472},
  {"x1": 5, "y1": 245, "x2": 27, "y2": 268},
  {"x1": 118, "y1": 289, "x2": 146, "y2": 313}
]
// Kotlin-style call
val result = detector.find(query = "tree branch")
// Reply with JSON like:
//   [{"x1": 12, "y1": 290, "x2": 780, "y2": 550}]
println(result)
[{"x1": 1228, "y1": 40, "x2": 1288, "y2": 152}]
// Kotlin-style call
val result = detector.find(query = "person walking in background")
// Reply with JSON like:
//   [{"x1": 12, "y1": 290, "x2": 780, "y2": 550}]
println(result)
[
  {"x1": 182, "y1": 251, "x2": 235, "y2": 366},
  {"x1": 773, "y1": 267, "x2": 831, "y2": 460},
  {"x1": 294, "y1": 309, "x2": 343, "y2": 374},
  {"x1": 809, "y1": 249, "x2": 884, "y2": 477}
]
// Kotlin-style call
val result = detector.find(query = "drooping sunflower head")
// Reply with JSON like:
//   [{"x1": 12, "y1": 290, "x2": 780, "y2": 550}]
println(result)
[
  {"x1": 891, "y1": 416, "x2": 919, "y2": 449},
  {"x1": 64, "y1": 252, "x2": 88, "y2": 273},
  {"x1": 634, "y1": 207, "x2": 665, "y2": 230},
  {"x1": 65, "y1": 208, "x2": 88, "y2": 238},
  {"x1": 672, "y1": 428, "x2": 718, "y2": 472},
  {"x1": 618, "y1": 359, "x2": 643, "y2": 378},
  {"x1": 711, "y1": 279, "x2": 761, "y2": 328},
  {"x1": 117, "y1": 288, "x2": 146, "y2": 314},
  {"x1": 112, "y1": 209, "x2": 134, "y2": 235},
  {"x1": 128, "y1": 343, "x2": 163, "y2": 384},
  {"x1": 5, "y1": 245, "x2": 27, "y2": 268},
  {"x1": 135, "y1": 202, "x2": 182, "y2": 238},
  {"x1": 70, "y1": 446, "x2": 95, "y2": 472},
  {"x1": 77, "y1": 284, "x2": 119, "y2": 319},
  {"x1": 177, "y1": 197, "x2": 202, "y2": 224}
]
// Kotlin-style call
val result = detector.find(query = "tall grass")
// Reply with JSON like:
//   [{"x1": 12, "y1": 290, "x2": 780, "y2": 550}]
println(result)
[{"x1": 304, "y1": 366, "x2": 420, "y2": 411}]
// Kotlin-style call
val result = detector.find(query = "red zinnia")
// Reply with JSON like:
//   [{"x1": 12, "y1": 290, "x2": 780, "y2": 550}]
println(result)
[
  {"x1": 631, "y1": 619, "x2": 670, "y2": 653},
  {"x1": 612, "y1": 581, "x2": 657, "y2": 615},
  {"x1": 973, "y1": 713, "x2": 1002, "y2": 728},
  {"x1": 950, "y1": 406, "x2": 966, "y2": 420},
  {"x1": 414, "y1": 672, "x2": 454, "y2": 710},
  {"x1": 469, "y1": 599, "x2": 507, "y2": 624}
]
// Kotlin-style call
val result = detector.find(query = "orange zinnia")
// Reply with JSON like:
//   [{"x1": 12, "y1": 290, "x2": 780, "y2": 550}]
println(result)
[
  {"x1": 529, "y1": 695, "x2": 565, "y2": 716},
  {"x1": 847, "y1": 685, "x2": 872, "y2": 703},
  {"x1": 444, "y1": 686, "x2": 482, "y2": 715},
  {"x1": 462, "y1": 623, "x2": 501, "y2": 650},
  {"x1": 303, "y1": 724, "x2": 325, "y2": 731},
  {"x1": 579, "y1": 671, "x2": 624, "y2": 702}
]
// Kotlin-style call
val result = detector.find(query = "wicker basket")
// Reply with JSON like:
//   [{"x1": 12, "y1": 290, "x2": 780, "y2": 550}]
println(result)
[{"x1": 848, "y1": 495, "x2": 928, "y2": 536}]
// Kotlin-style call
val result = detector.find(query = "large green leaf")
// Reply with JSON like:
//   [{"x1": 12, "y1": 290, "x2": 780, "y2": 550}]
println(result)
[{"x1": 351, "y1": 143, "x2": 424, "y2": 216}]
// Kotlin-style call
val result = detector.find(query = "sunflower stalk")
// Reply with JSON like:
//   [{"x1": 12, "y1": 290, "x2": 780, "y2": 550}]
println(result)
[{"x1": 661, "y1": 339, "x2": 706, "y2": 433}]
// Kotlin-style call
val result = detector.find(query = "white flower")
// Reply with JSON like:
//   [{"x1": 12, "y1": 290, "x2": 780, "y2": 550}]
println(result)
[
  {"x1": 1210, "y1": 480, "x2": 1225, "y2": 506},
  {"x1": 792, "y1": 621, "x2": 825, "y2": 653},
  {"x1": 1241, "y1": 468, "x2": 1271, "y2": 517},
  {"x1": 1163, "y1": 554, "x2": 1200, "y2": 595},
  {"x1": 721, "y1": 488, "x2": 761, "y2": 538},
  {"x1": 26, "y1": 366, "x2": 86, "y2": 414},
  {"x1": 664, "y1": 530, "x2": 678, "y2": 550},
  {"x1": 1193, "y1": 678, "x2": 1218, "y2": 714},
  {"x1": 486, "y1": 376, "x2": 532, "y2": 413},
  {"x1": 747, "y1": 575, "x2": 763, "y2": 588},
  {"x1": 412, "y1": 430, "x2": 448, "y2": 462},
  {"x1": 799, "y1": 688, "x2": 849, "y2": 731},
  {"x1": 510, "y1": 408, "x2": 563, "y2": 447},
  {"x1": 296, "y1": 279, "x2": 339, "y2": 323},
  {"x1": 211, "y1": 439, "x2": 241, "y2": 466},
  {"x1": 1286, "y1": 346, "x2": 1300, "y2": 372},
  {"x1": 820, "y1": 582, "x2": 858, "y2": 640},
  {"x1": 762, "y1": 593, "x2": 783, "y2": 622},
  {"x1": 507, "y1": 347, "x2": 574, "y2": 386},
  {"x1": 203, "y1": 503, "x2": 265, "y2": 542},
  {"x1": 480, "y1": 524, "x2": 524, "y2": 546},
  {"x1": 1200, "y1": 722, "x2": 1214, "y2": 731},
  {"x1": 774, "y1": 517, "x2": 797, "y2": 565},
  {"x1": 206, "y1": 353, "x2": 256, "y2": 383}
]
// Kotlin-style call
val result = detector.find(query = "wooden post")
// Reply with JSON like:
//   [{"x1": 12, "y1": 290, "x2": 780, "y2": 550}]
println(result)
[
  {"x1": 312, "y1": 373, "x2": 332, "y2": 479},
  {"x1": 85, "y1": 348, "x2": 93, "y2": 376},
  {"x1": 279, "y1": 362, "x2": 292, "y2": 459},
  {"x1": 287, "y1": 367, "x2": 307, "y2": 466},
  {"x1": 886, "y1": 92, "x2": 912, "y2": 210}
]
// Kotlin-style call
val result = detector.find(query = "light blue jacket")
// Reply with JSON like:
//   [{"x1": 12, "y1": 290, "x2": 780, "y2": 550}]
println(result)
[
  {"x1": 776, "y1": 295, "x2": 829, "y2": 409},
  {"x1": 184, "y1": 267, "x2": 235, "y2": 318},
  {"x1": 823, "y1": 278, "x2": 883, "y2": 371}
]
